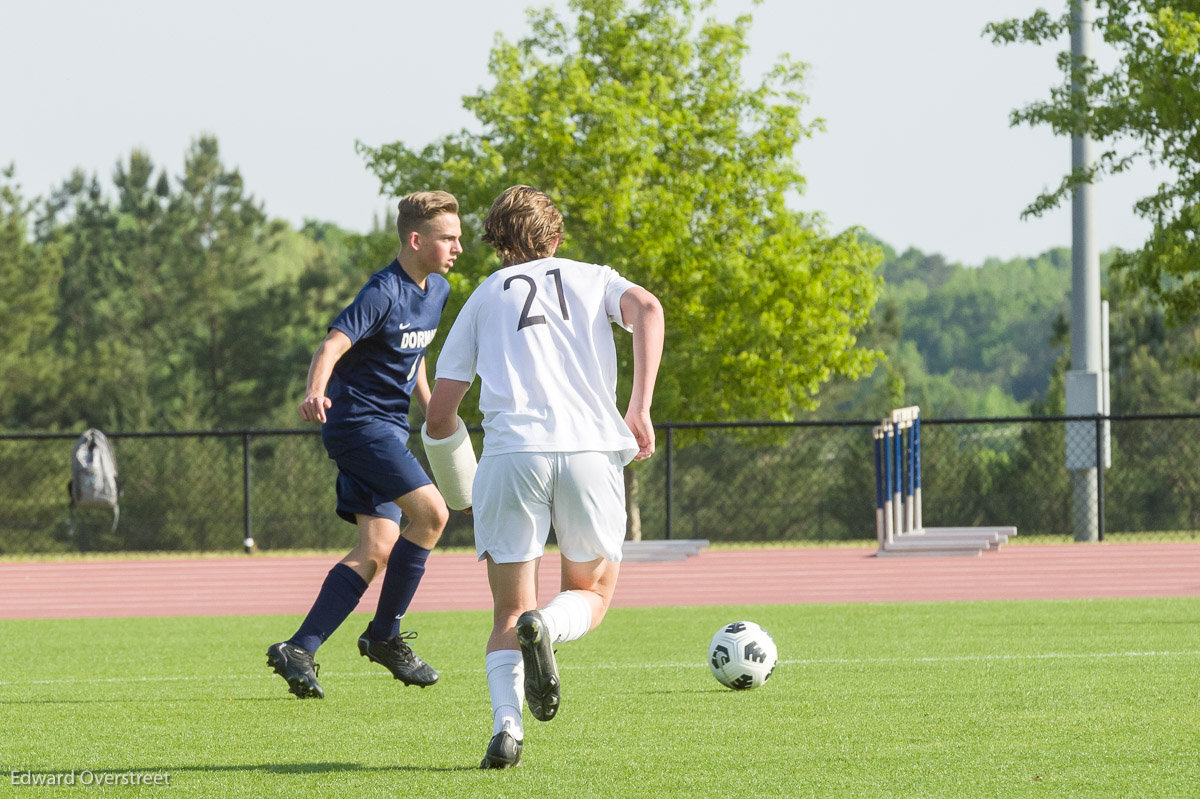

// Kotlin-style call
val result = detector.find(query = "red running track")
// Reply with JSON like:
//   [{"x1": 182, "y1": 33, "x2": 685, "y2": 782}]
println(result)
[
  {"x1": 1, "y1": 544, "x2": 1197, "y2": 620},
  {"x1": 2, "y1": 537, "x2": 1200, "y2": 619}
]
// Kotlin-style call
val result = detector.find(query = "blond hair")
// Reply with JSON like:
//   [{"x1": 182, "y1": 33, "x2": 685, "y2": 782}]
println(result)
[
  {"x1": 396, "y1": 190, "x2": 459, "y2": 240},
  {"x1": 482, "y1": 185, "x2": 564, "y2": 265}
]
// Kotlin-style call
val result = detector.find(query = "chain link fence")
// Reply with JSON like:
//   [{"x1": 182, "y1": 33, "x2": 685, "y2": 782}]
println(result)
[{"x1": 2, "y1": 415, "x2": 1197, "y2": 554}]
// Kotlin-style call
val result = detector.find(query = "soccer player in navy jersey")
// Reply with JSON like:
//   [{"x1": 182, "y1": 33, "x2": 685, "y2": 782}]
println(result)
[
  {"x1": 266, "y1": 191, "x2": 461, "y2": 699},
  {"x1": 424, "y1": 186, "x2": 664, "y2": 768}
]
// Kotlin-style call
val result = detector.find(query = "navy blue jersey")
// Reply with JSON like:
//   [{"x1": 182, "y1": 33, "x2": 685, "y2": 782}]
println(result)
[{"x1": 321, "y1": 260, "x2": 450, "y2": 456}]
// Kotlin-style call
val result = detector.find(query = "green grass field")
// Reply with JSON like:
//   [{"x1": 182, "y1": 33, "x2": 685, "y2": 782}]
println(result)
[{"x1": 2, "y1": 599, "x2": 1197, "y2": 798}]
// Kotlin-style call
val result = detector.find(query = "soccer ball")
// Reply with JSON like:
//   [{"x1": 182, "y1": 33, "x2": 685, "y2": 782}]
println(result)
[{"x1": 708, "y1": 621, "x2": 778, "y2": 690}]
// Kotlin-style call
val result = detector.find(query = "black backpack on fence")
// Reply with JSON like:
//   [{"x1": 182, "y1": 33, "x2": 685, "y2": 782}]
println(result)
[{"x1": 68, "y1": 428, "x2": 120, "y2": 537}]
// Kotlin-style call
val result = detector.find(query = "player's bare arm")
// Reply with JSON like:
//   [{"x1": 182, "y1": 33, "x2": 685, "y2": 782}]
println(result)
[
  {"x1": 425, "y1": 378, "x2": 472, "y2": 441},
  {"x1": 298, "y1": 329, "x2": 353, "y2": 423},
  {"x1": 412, "y1": 357, "x2": 432, "y2": 416},
  {"x1": 620, "y1": 286, "x2": 665, "y2": 461}
]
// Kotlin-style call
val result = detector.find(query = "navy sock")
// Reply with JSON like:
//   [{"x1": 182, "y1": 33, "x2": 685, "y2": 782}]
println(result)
[
  {"x1": 369, "y1": 537, "x2": 431, "y2": 641},
  {"x1": 289, "y1": 563, "x2": 368, "y2": 654}
]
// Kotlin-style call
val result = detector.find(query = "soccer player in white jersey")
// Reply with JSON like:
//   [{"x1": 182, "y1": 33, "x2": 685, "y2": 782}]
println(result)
[{"x1": 424, "y1": 185, "x2": 664, "y2": 769}]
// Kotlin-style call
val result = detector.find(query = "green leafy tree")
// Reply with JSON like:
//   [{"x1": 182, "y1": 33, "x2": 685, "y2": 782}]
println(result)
[
  {"x1": 39, "y1": 141, "x2": 275, "y2": 429},
  {"x1": 0, "y1": 167, "x2": 62, "y2": 429},
  {"x1": 358, "y1": 0, "x2": 882, "y2": 540},
  {"x1": 1108, "y1": 266, "x2": 1200, "y2": 411},
  {"x1": 161, "y1": 137, "x2": 279, "y2": 424},
  {"x1": 40, "y1": 163, "x2": 158, "y2": 430},
  {"x1": 359, "y1": 0, "x2": 881, "y2": 426},
  {"x1": 986, "y1": 1, "x2": 1200, "y2": 341},
  {"x1": 36, "y1": 139, "x2": 344, "y2": 430},
  {"x1": 817, "y1": 242, "x2": 1076, "y2": 419}
]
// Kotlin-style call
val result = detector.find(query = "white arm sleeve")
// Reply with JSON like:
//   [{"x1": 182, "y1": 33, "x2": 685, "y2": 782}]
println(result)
[{"x1": 420, "y1": 417, "x2": 477, "y2": 510}]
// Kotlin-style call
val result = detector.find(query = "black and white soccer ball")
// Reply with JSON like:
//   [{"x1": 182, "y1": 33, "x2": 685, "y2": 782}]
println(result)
[{"x1": 708, "y1": 621, "x2": 778, "y2": 690}]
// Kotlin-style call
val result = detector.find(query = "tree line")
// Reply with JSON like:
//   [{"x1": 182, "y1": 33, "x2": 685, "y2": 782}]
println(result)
[
  {"x1": 1, "y1": 143, "x2": 394, "y2": 433},
  {"x1": 823, "y1": 238, "x2": 1200, "y2": 422},
  {"x1": 4, "y1": 0, "x2": 1197, "y2": 439},
  {"x1": 4, "y1": 0, "x2": 1198, "y2": 554},
  {"x1": 0, "y1": 131, "x2": 878, "y2": 434},
  {"x1": 5, "y1": 137, "x2": 1196, "y2": 443}
]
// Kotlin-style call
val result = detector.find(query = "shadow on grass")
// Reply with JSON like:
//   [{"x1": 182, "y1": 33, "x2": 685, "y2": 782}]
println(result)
[
  {"x1": 0, "y1": 696, "x2": 315, "y2": 706},
  {"x1": 17, "y1": 762, "x2": 478, "y2": 776}
]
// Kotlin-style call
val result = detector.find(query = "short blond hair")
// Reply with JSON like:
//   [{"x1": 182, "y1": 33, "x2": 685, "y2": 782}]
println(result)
[
  {"x1": 482, "y1": 185, "x2": 564, "y2": 265},
  {"x1": 396, "y1": 190, "x2": 459, "y2": 240}
]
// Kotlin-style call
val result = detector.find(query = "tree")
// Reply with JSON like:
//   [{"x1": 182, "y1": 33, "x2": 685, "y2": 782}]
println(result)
[
  {"x1": 37, "y1": 141, "x2": 276, "y2": 429},
  {"x1": 813, "y1": 242, "x2": 1076, "y2": 420},
  {"x1": 1107, "y1": 264, "x2": 1200, "y2": 411},
  {"x1": 34, "y1": 139, "x2": 343, "y2": 430},
  {"x1": 0, "y1": 167, "x2": 62, "y2": 428},
  {"x1": 39, "y1": 163, "x2": 154, "y2": 430},
  {"x1": 986, "y1": 1, "x2": 1200, "y2": 343},
  {"x1": 359, "y1": 0, "x2": 881, "y2": 426},
  {"x1": 161, "y1": 137, "x2": 279, "y2": 424},
  {"x1": 359, "y1": 0, "x2": 882, "y2": 540}
]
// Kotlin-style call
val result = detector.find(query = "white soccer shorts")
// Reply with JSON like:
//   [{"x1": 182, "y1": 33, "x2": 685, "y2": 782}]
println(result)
[{"x1": 472, "y1": 451, "x2": 627, "y2": 564}]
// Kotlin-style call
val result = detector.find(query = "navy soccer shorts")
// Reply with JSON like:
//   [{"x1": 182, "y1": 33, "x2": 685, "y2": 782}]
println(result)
[{"x1": 332, "y1": 435, "x2": 432, "y2": 525}]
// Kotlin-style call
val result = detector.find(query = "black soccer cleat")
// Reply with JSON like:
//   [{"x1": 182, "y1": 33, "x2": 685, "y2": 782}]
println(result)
[
  {"x1": 480, "y1": 730, "x2": 523, "y2": 769},
  {"x1": 357, "y1": 628, "x2": 439, "y2": 687},
  {"x1": 266, "y1": 642, "x2": 324, "y2": 699},
  {"x1": 516, "y1": 610, "x2": 560, "y2": 722}
]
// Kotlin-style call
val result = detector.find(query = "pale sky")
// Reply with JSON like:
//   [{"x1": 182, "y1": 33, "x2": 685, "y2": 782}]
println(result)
[{"x1": 1, "y1": 0, "x2": 1161, "y2": 265}]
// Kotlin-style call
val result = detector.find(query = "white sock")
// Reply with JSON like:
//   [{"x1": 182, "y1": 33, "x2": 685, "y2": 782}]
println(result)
[
  {"x1": 485, "y1": 649, "x2": 524, "y2": 739},
  {"x1": 541, "y1": 590, "x2": 593, "y2": 644}
]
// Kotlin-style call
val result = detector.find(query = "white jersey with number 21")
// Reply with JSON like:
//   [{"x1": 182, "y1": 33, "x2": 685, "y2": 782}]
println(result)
[{"x1": 435, "y1": 256, "x2": 641, "y2": 462}]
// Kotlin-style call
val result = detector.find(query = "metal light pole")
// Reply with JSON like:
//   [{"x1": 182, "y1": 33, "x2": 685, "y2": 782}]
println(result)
[{"x1": 1064, "y1": 0, "x2": 1108, "y2": 542}]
